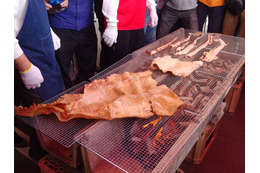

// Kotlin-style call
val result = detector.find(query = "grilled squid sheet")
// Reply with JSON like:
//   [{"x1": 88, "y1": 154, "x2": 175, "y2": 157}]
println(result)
[
  {"x1": 151, "y1": 55, "x2": 203, "y2": 77},
  {"x1": 200, "y1": 38, "x2": 228, "y2": 62},
  {"x1": 15, "y1": 71, "x2": 186, "y2": 122}
]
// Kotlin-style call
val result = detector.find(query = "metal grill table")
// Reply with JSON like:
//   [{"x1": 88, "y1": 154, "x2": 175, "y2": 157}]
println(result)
[
  {"x1": 15, "y1": 28, "x2": 245, "y2": 172},
  {"x1": 77, "y1": 28, "x2": 245, "y2": 172}
]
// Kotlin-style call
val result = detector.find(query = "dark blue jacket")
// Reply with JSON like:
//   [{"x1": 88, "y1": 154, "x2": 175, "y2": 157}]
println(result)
[{"x1": 49, "y1": 0, "x2": 94, "y2": 31}]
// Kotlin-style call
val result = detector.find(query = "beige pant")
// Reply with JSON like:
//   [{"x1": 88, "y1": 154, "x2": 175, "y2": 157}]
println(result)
[{"x1": 222, "y1": 9, "x2": 245, "y2": 38}]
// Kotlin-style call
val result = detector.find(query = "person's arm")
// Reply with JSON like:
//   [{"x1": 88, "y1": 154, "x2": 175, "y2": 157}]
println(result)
[
  {"x1": 102, "y1": 0, "x2": 119, "y2": 47},
  {"x1": 14, "y1": 53, "x2": 31, "y2": 72},
  {"x1": 146, "y1": 0, "x2": 158, "y2": 27},
  {"x1": 14, "y1": 38, "x2": 44, "y2": 89}
]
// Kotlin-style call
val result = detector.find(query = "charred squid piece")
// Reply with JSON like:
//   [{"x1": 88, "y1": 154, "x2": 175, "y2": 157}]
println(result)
[
  {"x1": 194, "y1": 72, "x2": 213, "y2": 85},
  {"x1": 179, "y1": 80, "x2": 192, "y2": 95},
  {"x1": 199, "y1": 86, "x2": 211, "y2": 93},
  {"x1": 155, "y1": 73, "x2": 169, "y2": 84},
  {"x1": 212, "y1": 59, "x2": 224, "y2": 67},
  {"x1": 204, "y1": 62, "x2": 216, "y2": 72},
  {"x1": 146, "y1": 138, "x2": 157, "y2": 155},
  {"x1": 198, "y1": 96, "x2": 210, "y2": 110},
  {"x1": 212, "y1": 80, "x2": 222, "y2": 92},
  {"x1": 170, "y1": 34, "x2": 192, "y2": 48},
  {"x1": 191, "y1": 93, "x2": 204, "y2": 107},
  {"x1": 200, "y1": 38, "x2": 228, "y2": 62},
  {"x1": 179, "y1": 96, "x2": 193, "y2": 105},
  {"x1": 175, "y1": 35, "x2": 204, "y2": 56},
  {"x1": 146, "y1": 37, "x2": 178, "y2": 55},
  {"x1": 190, "y1": 84, "x2": 199, "y2": 95},
  {"x1": 186, "y1": 34, "x2": 214, "y2": 58},
  {"x1": 188, "y1": 73, "x2": 208, "y2": 83},
  {"x1": 169, "y1": 78, "x2": 183, "y2": 91},
  {"x1": 176, "y1": 41, "x2": 190, "y2": 52},
  {"x1": 223, "y1": 61, "x2": 231, "y2": 71}
]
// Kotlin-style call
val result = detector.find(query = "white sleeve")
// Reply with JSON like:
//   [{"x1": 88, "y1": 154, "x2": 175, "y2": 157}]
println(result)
[
  {"x1": 146, "y1": 0, "x2": 157, "y2": 10},
  {"x1": 50, "y1": 28, "x2": 61, "y2": 50},
  {"x1": 14, "y1": 0, "x2": 28, "y2": 59},
  {"x1": 14, "y1": 38, "x2": 23, "y2": 59},
  {"x1": 102, "y1": 0, "x2": 119, "y2": 24}
]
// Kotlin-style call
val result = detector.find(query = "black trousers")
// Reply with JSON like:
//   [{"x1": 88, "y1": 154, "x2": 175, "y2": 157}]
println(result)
[
  {"x1": 197, "y1": 1, "x2": 225, "y2": 33},
  {"x1": 157, "y1": 6, "x2": 199, "y2": 39},
  {"x1": 100, "y1": 29, "x2": 144, "y2": 71},
  {"x1": 52, "y1": 25, "x2": 97, "y2": 89}
]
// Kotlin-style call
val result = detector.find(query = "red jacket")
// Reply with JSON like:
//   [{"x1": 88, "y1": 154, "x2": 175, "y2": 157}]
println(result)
[{"x1": 117, "y1": 0, "x2": 146, "y2": 30}]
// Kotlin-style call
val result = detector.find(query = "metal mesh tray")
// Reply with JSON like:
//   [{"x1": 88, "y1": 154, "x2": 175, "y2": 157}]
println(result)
[
  {"x1": 75, "y1": 28, "x2": 244, "y2": 172},
  {"x1": 16, "y1": 81, "x2": 96, "y2": 148},
  {"x1": 75, "y1": 111, "x2": 201, "y2": 173},
  {"x1": 155, "y1": 71, "x2": 229, "y2": 115}
]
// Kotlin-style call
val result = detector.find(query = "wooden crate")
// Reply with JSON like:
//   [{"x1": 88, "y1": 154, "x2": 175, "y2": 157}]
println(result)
[
  {"x1": 185, "y1": 103, "x2": 225, "y2": 164},
  {"x1": 36, "y1": 131, "x2": 83, "y2": 169},
  {"x1": 224, "y1": 80, "x2": 244, "y2": 114},
  {"x1": 224, "y1": 65, "x2": 245, "y2": 114},
  {"x1": 185, "y1": 120, "x2": 221, "y2": 164},
  {"x1": 38, "y1": 154, "x2": 83, "y2": 173}
]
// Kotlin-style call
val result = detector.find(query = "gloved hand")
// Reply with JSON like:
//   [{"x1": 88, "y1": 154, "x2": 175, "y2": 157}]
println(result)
[
  {"x1": 19, "y1": 63, "x2": 44, "y2": 89},
  {"x1": 102, "y1": 22, "x2": 118, "y2": 47},
  {"x1": 148, "y1": 7, "x2": 158, "y2": 27},
  {"x1": 147, "y1": 0, "x2": 158, "y2": 27}
]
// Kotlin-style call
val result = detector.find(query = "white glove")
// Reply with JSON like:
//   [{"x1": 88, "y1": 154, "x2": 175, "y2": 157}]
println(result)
[
  {"x1": 147, "y1": 0, "x2": 158, "y2": 27},
  {"x1": 20, "y1": 63, "x2": 44, "y2": 89},
  {"x1": 102, "y1": 0, "x2": 119, "y2": 47},
  {"x1": 102, "y1": 22, "x2": 118, "y2": 47}
]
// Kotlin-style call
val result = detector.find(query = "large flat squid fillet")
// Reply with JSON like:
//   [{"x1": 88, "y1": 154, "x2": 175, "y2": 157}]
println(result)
[
  {"x1": 15, "y1": 70, "x2": 186, "y2": 122},
  {"x1": 151, "y1": 55, "x2": 203, "y2": 77}
]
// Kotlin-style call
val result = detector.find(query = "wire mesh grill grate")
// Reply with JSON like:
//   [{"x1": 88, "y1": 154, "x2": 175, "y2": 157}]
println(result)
[
  {"x1": 75, "y1": 111, "x2": 201, "y2": 173},
  {"x1": 74, "y1": 29, "x2": 244, "y2": 172},
  {"x1": 16, "y1": 81, "x2": 96, "y2": 148}
]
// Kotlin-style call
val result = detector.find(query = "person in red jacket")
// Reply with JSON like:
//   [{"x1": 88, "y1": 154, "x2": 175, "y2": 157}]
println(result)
[{"x1": 99, "y1": 0, "x2": 158, "y2": 71}]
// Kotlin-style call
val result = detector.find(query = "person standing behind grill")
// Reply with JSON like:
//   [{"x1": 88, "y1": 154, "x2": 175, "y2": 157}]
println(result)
[
  {"x1": 45, "y1": 0, "x2": 98, "y2": 89},
  {"x1": 144, "y1": 0, "x2": 165, "y2": 45},
  {"x1": 197, "y1": 0, "x2": 226, "y2": 33},
  {"x1": 100, "y1": 0, "x2": 158, "y2": 71},
  {"x1": 156, "y1": 0, "x2": 199, "y2": 39},
  {"x1": 222, "y1": 0, "x2": 245, "y2": 38},
  {"x1": 14, "y1": 0, "x2": 64, "y2": 160}
]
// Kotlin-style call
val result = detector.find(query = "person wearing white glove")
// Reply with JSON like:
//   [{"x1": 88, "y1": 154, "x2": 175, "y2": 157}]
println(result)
[
  {"x1": 147, "y1": 0, "x2": 159, "y2": 27},
  {"x1": 100, "y1": 0, "x2": 158, "y2": 71},
  {"x1": 14, "y1": 0, "x2": 64, "y2": 103},
  {"x1": 14, "y1": 0, "x2": 64, "y2": 162},
  {"x1": 144, "y1": 0, "x2": 165, "y2": 45}
]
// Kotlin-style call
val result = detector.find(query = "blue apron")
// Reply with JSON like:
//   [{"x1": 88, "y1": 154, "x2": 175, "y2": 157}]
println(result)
[{"x1": 16, "y1": 0, "x2": 64, "y2": 101}]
